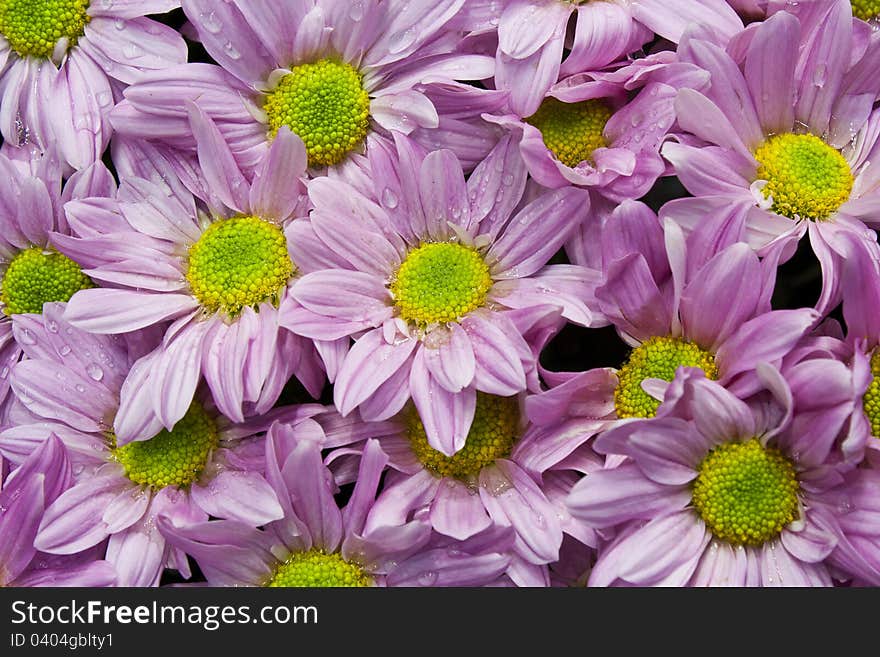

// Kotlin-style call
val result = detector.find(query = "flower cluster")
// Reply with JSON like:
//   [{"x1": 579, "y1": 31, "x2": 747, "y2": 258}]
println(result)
[{"x1": 1, "y1": 0, "x2": 880, "y2": 588}]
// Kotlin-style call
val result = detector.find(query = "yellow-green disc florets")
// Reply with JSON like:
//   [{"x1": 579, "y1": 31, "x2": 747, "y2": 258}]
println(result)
[
  {"x1": 525, "y1": 97, "x2": 612, "y2": 168},
  {"x1": 0, "y1": 0, "x2": 90, "y2": 58},
  {"x1": 113, "y1": 403, "x2": 219, "y2": 489},
  {"x1": 391, "y1": 242, "x2": 492, "y2": 327},
  {"x1": 266, "y1": 550, "x2": 371, "y2": 587},
  {"x1": 862, "y1": 349, "x2": 880, "y2": 437},
  {"x1": 407, "y1": 393, "x2": 520, "y2": 481},
  {"x1": 1, "y1": 246, "x2": 94, "y2": 315},
  {"x1": 754, "y1": 133, "x2": 853, "y2": 220},
  {"x1": 692, "y1": 438, "x2": 800, "y2": 546},
  {"x1": 187, "y1": 215, "x2": 295, "y2": 317},
  {"x1": 263, "y1": 59, "x2": 370, "y2": 168},
  {"x1": 851, "y1": 0, "x2": 880, "y2": 20},
  {"x1": 615, "y1": 336, "x2": 718, "y2": 419}
]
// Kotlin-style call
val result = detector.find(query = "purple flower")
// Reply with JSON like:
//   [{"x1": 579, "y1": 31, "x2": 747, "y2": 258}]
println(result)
[
  {"x1": 484, "y1": 0, "x2": 739, "y2": 117},
  {"x1": 317, "y1": 389, "x2": 605, "y2": 575},
  {"x1": 158, "y1": 432, "x2": 513, "y2": 587},
  {"x1": 568, "y1": 369, "x2": 845, "y2": 586},
  {"x1": 0, "y1": 151, "x2": 115, "y2": 410},
  {"x1": 560, "y1": 201, "x2": 818, "y2": 428},
  {"x1": 55, "y1": 110, "x2": 326, "y2": 431},
  {"x1": 659, "y1": 6, "x2": 880, "y2": 313},
  {"x1": 285, "y1": 134, "x2": 602, "y2": 455},
  {"x1": 0, "y1": 306, "x2": 301, "y2": 586},
  {"x1": 0, "y1": 435, "x2": 116, "y2": 586},
  {"x1": 111, "y1": 0, "x2": 503, "y2": 177},
  {"x1": 0, "y1": 0, "x2": 186, "y2": 169}
]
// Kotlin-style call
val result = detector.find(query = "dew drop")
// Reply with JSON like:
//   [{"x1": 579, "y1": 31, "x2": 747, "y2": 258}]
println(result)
[
  {"x1": 200, "y1": 11, "x2": 223, "y2": 34},
  {"x1": 86, "y1": 364, "x2": 104, "y2": 382},
  {"x1": 381, "y1": 187, "x2": 399, "y2": 209},
  {"x1": 417, "y1": 571, "x2": 438, "y2": 586},
  {"x1": 18, "y1": 328, "x2": 36, "y2": 345}
]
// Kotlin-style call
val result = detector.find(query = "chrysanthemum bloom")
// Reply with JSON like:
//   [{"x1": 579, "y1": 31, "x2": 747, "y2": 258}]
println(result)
[
  {"x1": 568, "y1": 369, "x2": 845, "y2": 586},
  {"x1": 111, "y1": 0, "x2": 503, "y2": 177},
  {"x1": 485, "y1": 0, "x2": 740, "y2": 117},
  {"x1": 0, "y1": 305, "x2": 301, "y2": 586},
  {"x1": 485, "y1": 63, "x2": 693, "y2": 206},
  {"x1": 660, "y1": 6, "x2": 880, "y2": 314},
  {"x1": 55, "y1": 110, "x2": 329, "y2": 431},
  {"x1": 0, "y1": 151, "x2": 114, "y2": 409},
  {"x1": 563, "y1": 201, "x2": 817, "y2": 427},
  {"x1": 316, "y1": 389, "x2": 607, "y2": 574},
  {"x1": 0, "y1": 0, "x2": 185, "y2": 169},
  {"x1": 159, "y1": 431, "x2": 513, "y2": 587},
  {"x1": 286, "y1": 134, "x2": 601, "y2": 455},
  {"x1": 0, "y1": 434, "x2": 116, "y2": 586}
]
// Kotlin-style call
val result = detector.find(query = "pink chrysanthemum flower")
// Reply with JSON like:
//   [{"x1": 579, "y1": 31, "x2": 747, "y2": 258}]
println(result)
[
  {"x1": 158, "y1": 431, "x2": 514, "y2": 587},
  {"x1": 284, "y1": 134, "x2": 603, "y2": 455},
  {"x1": 568, "y1": 369, "x2": 846, "y2": 586},
  {"x1": 660, "y1": 6, "x2": 880, "y2": 313},
  {"x1": 0, "y1": 305, "x2": 321, "y2": 586},
  {"x1": 0, "y1": 150, "x2": 115, "y2": 409},
  {"x1": 0, "y1": 0, "x2": 186, "y2": 169},
  {"x1": 316, "y1": 388, "x2": 607, "y2": 577},
  {"x1": 0, "y1": 435, "x2": 116, "y2": 587},
  {"x1": 54, "y1": 109, "x2": 329, "y2": 433},
  {"x1": 561, "y1": 201, "x2": 818, "y2": 428},
  {"x1": 477, "y1": 0, "x2": 740, "y2": 118},
  {"x1": 485, "y1": 56, "x2": 708, "y2": 205},
  {"x1": 111, "y1": 0, "x2": 503, "y2": 177}
]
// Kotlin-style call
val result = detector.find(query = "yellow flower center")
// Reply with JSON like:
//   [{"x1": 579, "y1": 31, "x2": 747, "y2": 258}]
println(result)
[
  {"x1": 186, "y1": 215, "x2": 295, "y2": 317},
  {"x1": 524, "y1": 97, "x2": 611, "y2": 168},
  {"x1": 407, "y1": 393, "x2": 520, "y2": 481},
  {"x1": 266, "y1": 550, "x2": 371, "y2": 587},
  {"x1": 112, "y1": 402, "x2": 219, "y2": 489},
  {"x1": 0, "y1": 0, "x2": 90, "y2": 58},
  {"x1": 390, "y1": 242, "x2": 492, "y2": 327},
  {"x1": 753, "y1": 133, "x2": 853, "y2": 221},
  {"x1": 614, "y1": 336, "x2": 719, "y2": 419},
  {"x1": 263, "y1": 59, "x2": 371, "y2": 168},
  {"x1": 1, "y1": 246, "x2": 94, "y2": 316},
  {"x1": 692, "y1": 438, "x2": 800, "y2": 546}
]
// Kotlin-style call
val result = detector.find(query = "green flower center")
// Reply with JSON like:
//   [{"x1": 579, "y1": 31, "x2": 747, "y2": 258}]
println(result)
[
  {"x1": 862, "y1": 349, "x2": 880, "y2": 438},
  {"x1": 113, "y1": 402, "x2": 219, "y2": 489},
  {"x1": 186, "y1": 215, "x2": 295, "y2": 317},
  {"x1": 407, "y1": 393, "x2": 520, "y2": 480},
  {"x1": 263, "y1": 59, "x2": 370, "y2": 168},
  {"x1": 1, "y1": 247, "x2": 94, "y2": 316},
  {"x1": 851, "y1": 0, "x2": 880, "y2": 20},
  {"x1": 614, "y1": 336, "x2": 718, "y2": 419},
  {"x1": 524, "y1": 97, "x2": 611, "y2": 168},
  {"x1": 753, "y1": 133, "x2": 853, "y2": 220},
  {"x1": 0, "y1": 0, "x2": 90, "y2": 58},
  {"x1": 266, "y1": 550, "x2": 371, "y2": 588},
  {"x1": 692, "y1": 438, "x2": 800, "y2": 546},
  {"x1": 390, "y1": 242, "x2": 492, "y2": 327}
]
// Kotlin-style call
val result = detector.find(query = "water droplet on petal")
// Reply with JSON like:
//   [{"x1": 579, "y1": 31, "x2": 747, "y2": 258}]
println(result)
[
  {"x1": 200, "y1": 11, "x2": 223, "y2": 34},
  {"x1": 381, "y1": 187, "x2": 399, "y2": 209},
  {"x1": 18, "y1": 328, "x2": 36, "y2": 345},
  {"x1": 86, "y1": 363, "x2": 104, "y2": 381},
  {"x1": 417, "y1": 571, "x2": 438, "y2": 586}
]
